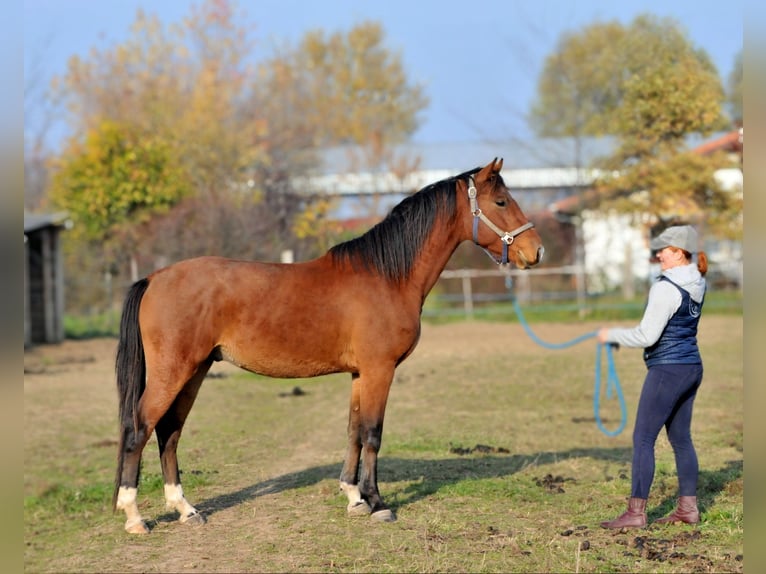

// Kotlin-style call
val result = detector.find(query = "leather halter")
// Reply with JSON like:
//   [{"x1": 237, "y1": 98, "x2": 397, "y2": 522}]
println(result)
[{"x1": 467, "y1": 175, "x2": 535, "y2": 265}]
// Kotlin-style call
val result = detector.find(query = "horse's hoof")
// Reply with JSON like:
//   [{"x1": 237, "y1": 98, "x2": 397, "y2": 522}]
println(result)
[
  {"x1": 125, "y1": 519, "x2": 150, "y2": 534},
  {"x1": 371, "y1": 508, "x2": 396, "y2": 522},
  {"x1": 180, "y1": 511, "x2": 206, "y2": 526},
  {"x1": 347, "y1": 500, "x2": 372, "y2": 516}
]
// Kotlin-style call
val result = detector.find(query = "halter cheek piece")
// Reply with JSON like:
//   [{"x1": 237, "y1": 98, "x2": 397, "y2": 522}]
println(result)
[{"x1": 467, "y1": 175, "x2": 535, "y2": 265}]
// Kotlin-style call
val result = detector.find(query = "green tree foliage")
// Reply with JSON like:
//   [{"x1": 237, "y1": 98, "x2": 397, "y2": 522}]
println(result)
[
  {"x1": 531, "y1": 14, "x2": 740, "y2": 237},
  {"x1": 49, "y1": 120, "x2": 189, "y2": 243}
]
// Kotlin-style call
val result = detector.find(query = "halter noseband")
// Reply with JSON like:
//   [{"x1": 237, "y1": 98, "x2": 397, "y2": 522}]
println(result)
[{"x1": 467, "y1": 175, "x2": 535, "y2": 265}]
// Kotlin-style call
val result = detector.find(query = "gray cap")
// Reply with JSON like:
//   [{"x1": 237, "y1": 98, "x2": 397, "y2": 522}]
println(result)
[{"x1": 649, "y1": 225, "x2": 699, "y2": 253}]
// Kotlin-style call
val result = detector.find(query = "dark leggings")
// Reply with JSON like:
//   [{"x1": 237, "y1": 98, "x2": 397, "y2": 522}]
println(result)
[{"x1": 631, "y1": 363, "x2": 703, "y2": 499}]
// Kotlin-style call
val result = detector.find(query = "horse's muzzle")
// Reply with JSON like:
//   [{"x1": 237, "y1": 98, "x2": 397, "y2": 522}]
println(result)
[{"x1": 516, "y1": 245, "x2": 545, "y2": 269}]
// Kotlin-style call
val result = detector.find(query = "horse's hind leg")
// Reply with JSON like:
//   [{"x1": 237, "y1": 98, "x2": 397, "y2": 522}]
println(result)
[
  {"x1": 116, "y1": 361, "x2": 203, "y2": 533},
  {"x1": 115, "y1": 422, "x2": 153, "y2": 534},
  {"x1": 156, "y1": 360, "x2": 211, "y2": 526}
]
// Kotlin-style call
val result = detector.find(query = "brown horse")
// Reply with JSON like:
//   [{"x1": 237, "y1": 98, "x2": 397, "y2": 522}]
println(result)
[{"x1": 113, "y1": 158, "x2": 544, "y2": 533}]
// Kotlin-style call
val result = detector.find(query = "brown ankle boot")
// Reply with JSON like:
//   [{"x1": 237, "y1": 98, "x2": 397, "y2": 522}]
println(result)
[
  {"x1": 654, "y1": 496, "x2": 699, "y2": 524},
  {"x1": 600, "y1": 497, "x2": 647, "y2": 529}
]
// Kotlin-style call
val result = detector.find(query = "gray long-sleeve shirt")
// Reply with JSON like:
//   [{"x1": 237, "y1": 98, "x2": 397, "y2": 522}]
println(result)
[{"x1": 603, "y1": 264, "x2": 706, "y2": 349}]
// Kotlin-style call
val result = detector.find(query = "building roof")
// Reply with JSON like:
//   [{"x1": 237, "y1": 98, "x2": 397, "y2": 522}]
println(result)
[
  {"x1": 693, "y1": 128, "x2": 743, "y2": 156},
  {"x1": 24, "y1": 211, "x2": 70, "y2": 233}
]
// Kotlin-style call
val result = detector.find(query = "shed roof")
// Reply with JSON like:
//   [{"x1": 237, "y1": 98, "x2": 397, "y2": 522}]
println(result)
[{"x1": 24, "y1": 211, "x2": 70, "y2": 233}]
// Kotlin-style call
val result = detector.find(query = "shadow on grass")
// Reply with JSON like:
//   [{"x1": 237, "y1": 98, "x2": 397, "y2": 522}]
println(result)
[{"x1": 182, "y1": 445, "x2": 738, "y2": 523}]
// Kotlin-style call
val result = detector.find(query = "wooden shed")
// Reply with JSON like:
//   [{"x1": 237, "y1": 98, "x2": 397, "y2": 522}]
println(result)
[{"x1": 24, "y1": 211, "x2": 70, "y2": 346}]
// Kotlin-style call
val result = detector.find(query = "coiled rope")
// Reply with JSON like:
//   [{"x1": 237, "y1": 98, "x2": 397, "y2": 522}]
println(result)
[{"x1": 510, "y1": 297, "x2": 628, "y2": 437}]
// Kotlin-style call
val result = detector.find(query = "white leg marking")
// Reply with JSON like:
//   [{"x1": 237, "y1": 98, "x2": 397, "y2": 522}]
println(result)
[
  {"x1": 340, "y1": 481, "x2": 371, "y2": 515},
  {"x1": 340, "y1": 482, "x2": 363, "y2": 505},
  {"x1": 164, "y1": 483, "x2": 200, "y2": 522},
  {"x1": 117, "y1": 486, "x2": 148, "y2": 533}
]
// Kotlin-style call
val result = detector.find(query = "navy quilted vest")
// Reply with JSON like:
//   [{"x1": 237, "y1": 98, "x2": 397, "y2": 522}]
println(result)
[{"x1": 643, "y1": 277, "x2": 704, "y2": 367}]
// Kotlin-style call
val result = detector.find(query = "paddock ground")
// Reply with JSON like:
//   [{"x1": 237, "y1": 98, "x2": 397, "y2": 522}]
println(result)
[{"x1": 24, "y1": 316, "x2": 743, "y2": 573}]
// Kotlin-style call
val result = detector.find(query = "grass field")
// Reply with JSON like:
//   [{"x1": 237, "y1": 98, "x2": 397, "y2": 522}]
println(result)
[{"x1": 24, "y1": 314, "x2": 743, "y2": 573}]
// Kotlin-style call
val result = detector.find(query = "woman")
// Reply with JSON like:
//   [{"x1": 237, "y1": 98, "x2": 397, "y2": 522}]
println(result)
[{"x1": 597, "y1": 225, "x2": 708, "y2": 529}]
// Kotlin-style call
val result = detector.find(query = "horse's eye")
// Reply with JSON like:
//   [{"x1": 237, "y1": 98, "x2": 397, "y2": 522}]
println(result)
[{"x1": 495, "y1": 199, "x2": 506, "y2": 207}]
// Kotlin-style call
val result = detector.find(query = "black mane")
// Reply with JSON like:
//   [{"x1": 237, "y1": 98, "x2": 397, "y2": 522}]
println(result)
[{"x1": 329, "y1": 167, "x2": 482, "y2": 282}]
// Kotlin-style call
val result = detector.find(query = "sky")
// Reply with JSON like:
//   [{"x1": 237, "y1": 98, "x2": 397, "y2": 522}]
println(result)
[{"x1": 23, "y1": 0, "x2": 744, "y2": 150}]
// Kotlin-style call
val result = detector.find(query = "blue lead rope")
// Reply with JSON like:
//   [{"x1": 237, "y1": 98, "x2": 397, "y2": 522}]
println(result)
[{"x1": 511, "y1": 297, "x2": 628, "y2": 437}]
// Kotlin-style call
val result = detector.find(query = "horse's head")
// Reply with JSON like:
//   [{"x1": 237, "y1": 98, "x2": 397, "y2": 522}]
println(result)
[{"x1": 464, "y1": 158, "x2": 544, "y2": 269}]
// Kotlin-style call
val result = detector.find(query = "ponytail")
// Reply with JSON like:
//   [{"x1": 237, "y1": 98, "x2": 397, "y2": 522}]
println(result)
[
  {"x1": 697, "y1": 250, "x2": 708, "y2": 277},
  {"x1": 679, "y1": 248, "x2": 708, "y2": 277}
]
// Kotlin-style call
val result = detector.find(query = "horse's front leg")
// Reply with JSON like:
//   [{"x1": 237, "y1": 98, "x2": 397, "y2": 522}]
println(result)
[
  {"x1": 339, "y1": 374, "x2": 371, "y2": 516},
  {"x1": 356, "y1": 367, "x2": 396, "y2": 522}
]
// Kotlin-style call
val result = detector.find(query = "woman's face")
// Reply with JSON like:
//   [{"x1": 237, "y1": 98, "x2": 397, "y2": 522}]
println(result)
[{"x1": 655, "y1": 246, "x2": 686, "y2": 271}]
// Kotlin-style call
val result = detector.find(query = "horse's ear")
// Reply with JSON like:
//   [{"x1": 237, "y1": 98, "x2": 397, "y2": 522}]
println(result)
[
  {"x1": 494, "y1": 157, "x2": 503, "y2": 173},
  {"x1": 477, "y1": 159, "x2": 497, "y2": 181}
]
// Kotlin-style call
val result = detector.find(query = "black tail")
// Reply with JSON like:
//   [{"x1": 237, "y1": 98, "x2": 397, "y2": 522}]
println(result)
[{"x1": 113, "y1": 278, "x2": 150, "y2": 511}]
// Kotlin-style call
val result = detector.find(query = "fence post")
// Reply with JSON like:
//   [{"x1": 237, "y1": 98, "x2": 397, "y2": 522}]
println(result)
[
  {"x1": 622, "y1": 243, "x2": 635, "y2": 300},
  {"x1": 574, "y1": 217, "x2": 587, "y2": 317},
  {"x1": 516, "y1": 272, "x2": 531, "y2": 304},
  {"x1": 461, "y1": 274, "x2": 474, "y2": 318}
]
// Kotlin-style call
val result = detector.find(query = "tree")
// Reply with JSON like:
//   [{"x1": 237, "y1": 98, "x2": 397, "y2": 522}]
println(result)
[
  {"x1": 46, "y1": 0, "x2": 429, "y2": 309},
  {"x1": 248, "y1": 20, "x2": 428, "y2": 257},
  {"x1": 252, "y1": 21, "x2": 427, "y2": 150},
  {"x1": 52, "y1": 1, "x2": 265, "y2": 200},
  {"x1": 49, "y1": 119, "x2": 189, "y2": 244},
  {"x1": 531, "y1": 14, "x2": 739, "y2": 237},
  {"x1": 530, "y1": 20, "x2": 625, "y2": 140},
  {"x1": 531, "y1": 15, "x2": 724, "y2": 139},
  {"x1": 593, "y1": 57, "x2": 741, "y2": 236},
  {"x1": 296, "y1": 21, "x2": 427, "y2": 147}
]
